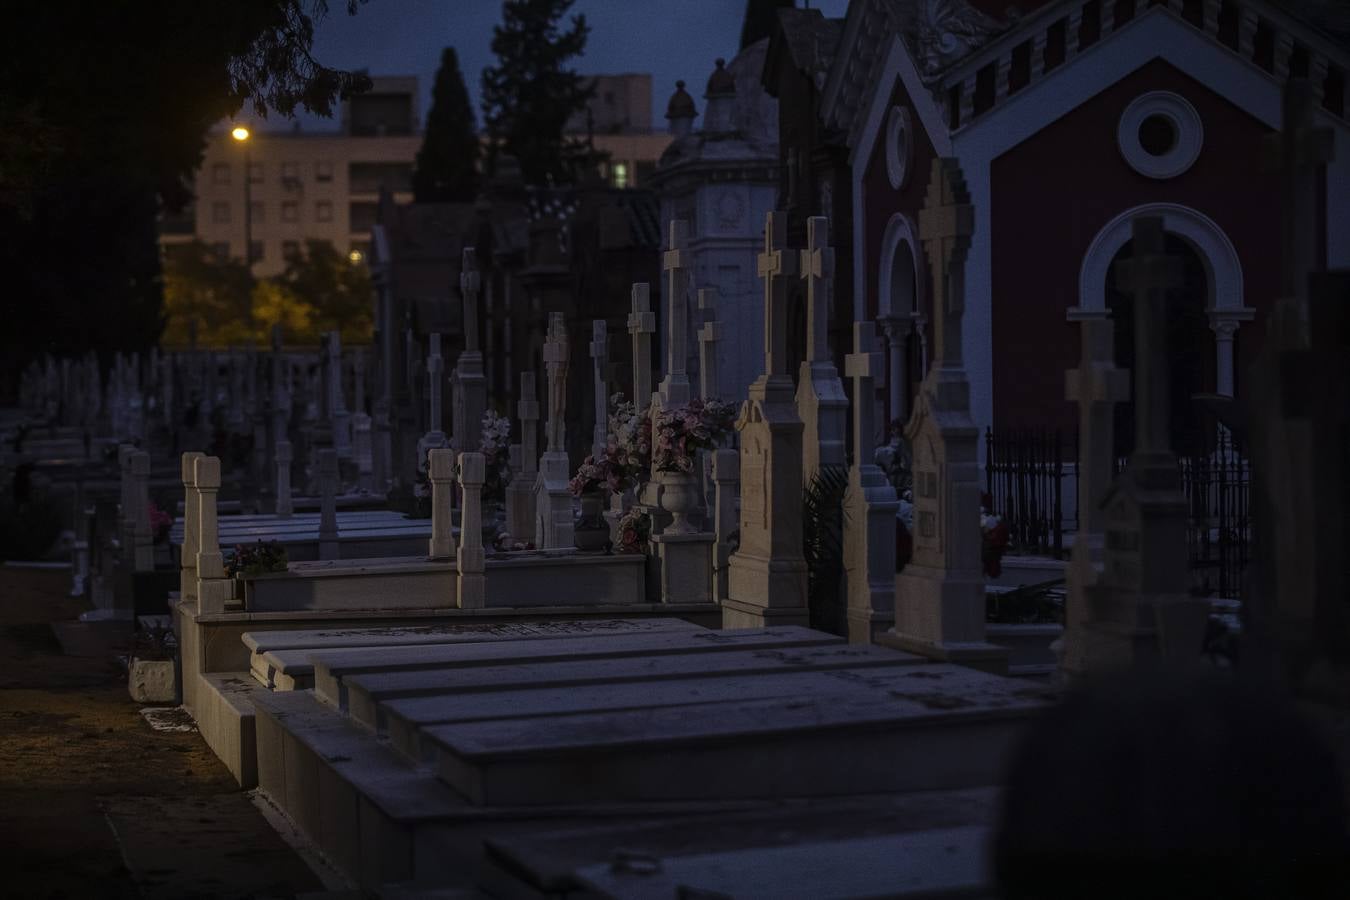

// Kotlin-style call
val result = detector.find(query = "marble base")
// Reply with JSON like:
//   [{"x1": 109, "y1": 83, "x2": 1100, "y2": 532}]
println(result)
[{"x1": 653, "y1": 532, "x2": 715, "y2": 605}]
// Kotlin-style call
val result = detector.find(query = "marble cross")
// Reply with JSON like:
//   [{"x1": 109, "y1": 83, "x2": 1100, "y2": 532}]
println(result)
[
  {"x1": 1113, "y1": 216, "x2": 1183, "y2": 456},
  {"x1": 661, "y1": 220, "x2": 693, "y2": 405},
  {"x1": 543, "y1": 313, "x2": 569, "y2": 454},
  {"x1": 917, "y1": 159, "x2": 974, "y2": 369},
  {"x1": 590, "y1": 320, "x2": 609, "y2": 462},
  {"x1": 697, "y1": 288, "x2": 720, "y2": 401},
  {"x1": 1066, "y1": 318, "x2": 1130, "y2": 536},
  {"x1": 801, "y1": 216, "x2": 834, "y2": 364},
  {"x1": 627, "y1": 283, "x2": 655, "y2": 408},
  {"x1": 845, "y1": 322, "x2": 884, "y2": 465},
  {"x1": 757, "y1": 211, "x2": 797, "y2": 379},
  {"x1": 460, "y1": 247, "x2": 481, "y2": 354}
]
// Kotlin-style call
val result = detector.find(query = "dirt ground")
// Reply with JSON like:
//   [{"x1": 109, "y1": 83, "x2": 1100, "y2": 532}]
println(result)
[{"x1": 0, "y1": 567, "x2": 328, "y2": 900}]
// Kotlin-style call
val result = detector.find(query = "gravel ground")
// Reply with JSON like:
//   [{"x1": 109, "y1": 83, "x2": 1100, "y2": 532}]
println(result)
[{"x1": 0, "y1": 566, "x2": 325, "y2": 899}]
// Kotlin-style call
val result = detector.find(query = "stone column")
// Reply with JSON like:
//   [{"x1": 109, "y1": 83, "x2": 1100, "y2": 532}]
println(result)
[
  {"x1": 180, "y1": 452, "x2": 204, "y2": 603},
  {"x1": 723, "y1": 211, "x2": 809, "y2": 629},
  {"x1": 795, "y1": 215, "x2": 848, "y2": 485},
  {"x1": 317, "y1": 448, "x2": 339, "y2": 561},
  {"x1": 428, "y1": 448, "x2": 457, "y2": 560},
  {"x1": 506, "y1": 372, "x2": 539, "y2": 544},
  {"x1": 457, "y1": 248, "x2": 488, "y2": 458},
  {"x1": 711, "y1": 447, "x2": 739, "y2": 605},
  {"x1": 842, "y1": 323, "x2": 899, "y2": 643},
  {"x1": 535, "y1": 314, "x2": 574, "y2": 549},
  {"x1": 275, "y1": 440, "x2": 294, "y2": 518},
  {"x1": 194, "y1": 456, "x2": 232, "y2": 615},
  {"x1": 129, "y1": 451, "x2": 154, "y2": 573},
  {"x1": 457, "y1": 451, "x2": 486, "y2": 609},
  {"x1": 590, "y1": 320, "x2": 609, "y2": 462},
  {"x1": 878, "y1": 315, "x2": 912, "y2": 428}
]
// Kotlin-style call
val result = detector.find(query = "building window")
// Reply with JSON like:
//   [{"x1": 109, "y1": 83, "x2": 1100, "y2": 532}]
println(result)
[
  {"x1": 248, "y1": 162, "x2": 264, "y2": 184},
  {"x1": 316, "y1": 160, "x2": 333, "y2": 182},
  {"x1": 211, "y1": 163, "x2": 230, "y2": 186},
  {"x1": 612, "y1": 162, "x2": 629, "y2": 189},
  {"x1": 281, "y1": 161, "x2": 300, "y2": 180},
  {"x1": 636, "y1": 161, "x2": 655, "y2": 185},
  {"x1": 211, "y1": 201, "x2": 230, "y2": 224},
  {"x1": 249, "y1": 241, "x2": 264, "y2": 264},
  {"x1": 249, "y1": 201, "x2": 264, "y2": 224},
  {"x1": 349, "y1": 202, "x2": 378, "y2": 233},
  {"x1": 281, "y1": 200, "x2": 299, "y2": 223},
  {"x1": 211, "y1": 241, "x2": 229, "y2": 260},
  {"x1": 348, "y1": 162, "x2": 413, "y2": 194},
  {"x1": 1117, "y1": 91, "x2": 1204, "y2": 180},
  {"x1": 316, "y1": 200, "x2": 333, "y2": 222},
  {"x1": 282, "y1": 240, "x2": 300, "y2": 260}
]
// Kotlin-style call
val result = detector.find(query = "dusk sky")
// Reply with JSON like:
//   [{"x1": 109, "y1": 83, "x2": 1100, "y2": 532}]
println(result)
[{"x1": 276, "y1": 0, "x2": 851, "y2": 133}]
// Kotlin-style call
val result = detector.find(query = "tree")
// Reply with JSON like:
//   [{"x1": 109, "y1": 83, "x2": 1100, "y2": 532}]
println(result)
[
  {"x1": 0, "y1": 2, "x2": 373, "y2": 397},
  {"x1": 480, "y1": 0, "x2": 599, "y2": 186},
  {"x1": 278, "y1": 240, "x2": 374, "y2": 343},
  {"x1": 740, "y1": 0, "x2": 794, "y2": 50},
  {"x1": 161, "y1": 242, "x2": 258, "y2": 348},
  {"x1": 414, "y1": 47, "x2": 480, "y2": 202}
]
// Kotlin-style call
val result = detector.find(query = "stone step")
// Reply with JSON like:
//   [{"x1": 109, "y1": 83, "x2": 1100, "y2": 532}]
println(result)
[
  {"x1": 301, "y1": 627, "x2": 841, "y2": 707},
  {"x1": 424, "y1": 664, "x2": 1052, "y2": 806},
  {"x1": 343, "y1": 641, "x2": 922, "y2": 736},
  {"x1": 252, "y1": 620, "x2": 718, "y2": 690},
  {"x1": 380, "y1": 659, "x2": 930, "y2": 764},
  {"x1": 246, "y1": 618, "x2": 702, "y2": 689}
]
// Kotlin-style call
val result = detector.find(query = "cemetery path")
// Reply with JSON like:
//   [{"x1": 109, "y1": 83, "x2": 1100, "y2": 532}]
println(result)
[{"x1": 0, "y1": 567, "x2": 325, "y2": 899}]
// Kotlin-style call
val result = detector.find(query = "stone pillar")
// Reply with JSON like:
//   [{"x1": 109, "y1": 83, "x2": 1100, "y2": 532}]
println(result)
[
  {"x1": 697, "y1": 288, "x2": 721, "y2": 402},
  {"x1": 842, "y1": 323, "x2": 899, "y2": 643},
  {"x1": 129, "y1": 451, "x2": 154, "y2": 573},
  {"x1": 457, "y1": 451, "x2": 487, "y2": 609},
  {"x1": 711, "y1": 447, "x2": 739, "y2": 605},
  {"x1": 417, "y1": 334, "x2": 449, "y2": 476},
  {"x1": 658, "y1": 220, "x2": 693, "y2": 411},
  {"x1": 428, "y1": 448, "x2": 457, "y2": 560},
  {"x1": 328, "y1": 332, "x2": 352, "y2": 458},
  {"x1": 723, "y1": 211, "x2": 810, "y2": 629},
  {"x1": 795, "y1": 215, "x2": 848, "y2": 485},
  {"x1": 317, "y1": 448, "x2": 339, "y2": 561},
  {"x1": 883, "y1": 160, "x2": 1007, "y2": 673},
  {"x1": 457, "y1": 248, "x2": 488, "y2": 458},
  {"x1": 535, "y1": 314, "x2": 574, "y2": 549},
  {"x1": 590, "y1": 320, "x2": 609, "y2": 462},
  {"x1": 275, "y1": 440, "x2": 294, "y2": 518},
  {"x1": 879, "y1": 315, "x2": 912, "y2": 428},
  {"x1": 506, "y1": 372, "x2": 539, "y2": 544},
  {"x1": 627, "y1": 283, "x2": 656, "y2": 411},
  {"x1": 194, "y1": 456, "x2": 232, "y2": 615},
  {"x1": 180, "y1": 452, "x2": 204, "y2": 603}
]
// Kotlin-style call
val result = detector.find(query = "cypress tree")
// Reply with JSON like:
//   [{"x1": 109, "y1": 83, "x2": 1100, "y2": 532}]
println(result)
[{"x1": 413, "y1": 47, "x2": 480, "y2": 202}]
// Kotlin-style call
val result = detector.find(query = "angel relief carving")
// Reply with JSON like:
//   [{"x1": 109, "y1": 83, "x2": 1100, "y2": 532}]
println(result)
[{"x1": 909, "y1": 0, "x2": 1005, "y2": 76}]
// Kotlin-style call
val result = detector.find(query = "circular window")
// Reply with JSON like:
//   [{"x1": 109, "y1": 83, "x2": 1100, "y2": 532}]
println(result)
[
  {"x1": 885, "y1": 106, "x2": 913, "y2": 190},
  {"x1": 1118, "y1": 91, "x2": 1203, "y2": 179}
]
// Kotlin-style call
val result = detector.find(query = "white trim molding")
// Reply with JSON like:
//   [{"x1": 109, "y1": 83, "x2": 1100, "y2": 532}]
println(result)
[
  {"x1": 1117, "y1": 90, "x2": 1205, "y2": 179},
  {"x1": 885, "y1": 106, "x2": 915, "y2": 190},
  {"x1": 877, "y1": 213, "x2": 924, "y2": 319},
  {"x1": 1076, "y1": 202, "x2": 1248, "y2": 316}
]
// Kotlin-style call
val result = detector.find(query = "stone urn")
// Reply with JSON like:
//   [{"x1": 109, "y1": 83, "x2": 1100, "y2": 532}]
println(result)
[
  {"x1": 574, "y1": 489, "x2": 610, "y2": 552},
  {"x1": 658, "y1": 471, "x2": 700, "y2": 535}
]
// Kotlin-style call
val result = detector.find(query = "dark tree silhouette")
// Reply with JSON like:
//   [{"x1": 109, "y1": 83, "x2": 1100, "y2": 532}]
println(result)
[
  {"x1": 480, "y1": 0, "x2": 599, "y2": 186},
  {"x1": 740, "y1": 0, "x2": 794, "y2": 50},
  {"x1": 413, "y1": 47, "x2": 480, "y2": 202}
]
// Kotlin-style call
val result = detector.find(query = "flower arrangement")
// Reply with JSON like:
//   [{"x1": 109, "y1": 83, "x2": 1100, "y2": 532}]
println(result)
[
  {"x1": 980, "y1": 492, "x2": 1010, "y2": 579},
  {"x1": 478, "y1": 409, "x2": 513, "y2": 503},
  {"x1": 651, "y1": 398, "x2": 735, "y2": 475},
  {"x1": 569, "y1": 454, "x2": 611, "y2": 497},
  {"x1": 607, "y1": 393, "x2": 651, "y2": 488},
  {"x1": 616, "y1": 507, "x2": 652, "y2": 554},
  {"x1": 226, "y1": 540, "x2": 288, "y2": 578},
  {"x1": 147, "y1": 500, "x2": 173, "y2": 545}
]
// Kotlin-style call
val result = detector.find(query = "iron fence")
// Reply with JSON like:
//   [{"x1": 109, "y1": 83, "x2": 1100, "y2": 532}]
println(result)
[{"x1": 984, "y1": 427, "x2": 1069, "y2": 559}]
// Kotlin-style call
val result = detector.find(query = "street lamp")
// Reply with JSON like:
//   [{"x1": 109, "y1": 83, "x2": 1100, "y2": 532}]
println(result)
[{"x1": 231, "y1": 125, "x2": 252, "y2": 271}]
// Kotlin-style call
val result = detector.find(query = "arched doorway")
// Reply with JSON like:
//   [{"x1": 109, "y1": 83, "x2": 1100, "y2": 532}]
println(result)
[
  {"x1": 1104, "y1": 233, "x2": 1216, "y2": 458},
  {"x1": 878, "y1": 214, "x2": 924, "y2": 434}
]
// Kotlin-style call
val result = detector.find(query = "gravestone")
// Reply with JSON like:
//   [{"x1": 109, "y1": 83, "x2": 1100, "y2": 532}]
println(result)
[
  {"x1": 627, "y1": 283, "x2": 656, "y2": 415},
  {"x1": 589, "y1": 320, "x2": 609, "y2": 463},
  {"x1": 697, "y1": 287, "x2": 722, "y2": 514},
  {"x1": 795, "y1": 216, "x2": 849, "y2": 485},
  {"x1": 883, "y1": 160, "x2": 1007, "y2": 673},
  {"x1": 1083, "y1": 216, "x2": 1206, "y2": 669},
  {"x1": 194, "y1": 456, "x2": 232, "y2": 615},
  {"x1": 275, "y1": 440, "x2": 294, "y2": 518},
  {"x1": 1058, "y1": 318, "x2": 1130, "y2": 679},
  {"x1": 180, "y1": 452, "x2": 204, "y2": 603},
  {"x1": 416, "y1": 334, "x2": 449, "y2": 477},
  {"x1": 723, "y1": 211, "x2": 809, "y2": 629},
  {"x1": 428, "y1": 448, "x2": 456, "y2": 560},
  {"x1": 843, "y1": 322, "x2": 899, "y2": 643},
  {"x1": 317, "y1": 448, "x2": 339, "y2": 561},
  {"x1": 457, "y1": 452, "x2": 487, "y2": 609},
  {"x1": 658, "y1": 219, "x2": 693, "y2": 411},
  {"x1": 506, "y1": 372, "x2": 539, "y2": 544},
  {"x1": 534, "y1": 314, "x2": 574, "y2": 549},
  {"x1": 457, "y1": 248, "x2": 488, "y2": 458}
]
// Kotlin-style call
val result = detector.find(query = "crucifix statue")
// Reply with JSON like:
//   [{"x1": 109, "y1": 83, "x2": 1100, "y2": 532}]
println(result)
[
  {"x1": 917, "y1": 159, "x2": 974, "y2": 370},
  {"x1": 757, "y1": 210, "x2": 797, "y2": 380}
]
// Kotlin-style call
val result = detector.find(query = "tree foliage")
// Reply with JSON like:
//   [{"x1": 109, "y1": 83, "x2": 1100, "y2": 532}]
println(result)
[
  {"x1": 480, "y1": 0, "x2": 599, "y2": 186},
  {"x1": 414, "y1": 47, "x2": 480, "y2": 202},
  {"x1": 740, "y1": 0, "x2": 794, "y2": 50},
  {"x1": 0, "y1": 2, "x2": 373, "y2": 396}
]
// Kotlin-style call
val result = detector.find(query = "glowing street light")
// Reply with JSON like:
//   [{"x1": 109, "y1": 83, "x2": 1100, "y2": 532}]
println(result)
[
  {"x1": 231, "y1": 125, "x2": 254, "y2": 270},
  {"x1": 349, "y1": 250, "x2": 364, "y2": 264},
  {"x1": 231, "y1": 125, "x2": 251, "y2": 142}
]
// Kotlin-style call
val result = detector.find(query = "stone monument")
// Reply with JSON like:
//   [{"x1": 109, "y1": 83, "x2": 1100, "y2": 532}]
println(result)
[
  {"x1": 534, "y1": 314, "x2": 574, "y2": 549},
  {"x1": 795, "y1": 216, "x2": 848, "y2": 485},
  {"x1": 506, "y1": 372, "x2": 539, "y2": 544},
  {"x1": 457, "y1": 452, "x2": 487, "y2": 609}
]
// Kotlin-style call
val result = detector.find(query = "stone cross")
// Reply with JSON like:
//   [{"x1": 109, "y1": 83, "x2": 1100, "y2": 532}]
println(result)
[
  {"x1": 917, "y1": 159, "x2": 974, "y2": 369},
  {"x1": 660, "y1": 219, "x2": 693, "y2": 408},
  {"x1": 628, "y1": 283, "x2": 656, "y2": 409},
  {"x1": 460, "y1": 248, "x2": 481, "y2": 354},
  {"x1": 518, "y1": 371, "x2": 540, "y2": 476},
  {"x1": 697, "y1": 288, "x2": 721, "y2": 401},
  {"x1": 317, "y1": 448, "x2": 339, "y2": 561},
  {"x1": 180, "y1": 452, "x2": 204, "y2": 603},
  {"x1": 590, "y1": 320, "x2": 609, "y2": 462},
  {"x1": 1264, "y1": 78, "x2": 1335, "y2": 312},
  {"x1": 543, "y1": 313, "x2": 569, "y2": 454},
  {"x1": 1113, "y1": 216, "x2": 1182, "y2": 456},
  {"x1": 757, "y1": 211, "x2": 798, "y2": 379},
  {"x1": 275, "y1": 440, "x2": 294, "y2": 518},
  {"x1": 1066, "y1": 318, "x2": 1130, "y2": 537},
  {"x1": 194, "y1": 455, "x2": 231, "y2": 615},
  {"x1": 428, "y1": 448, "x2": 456, "y2": 560},
  {"x1": 457, "y1": 451, "x2": 486, "y2": 609},
  {"x1": 801, "y1": 216, "x2": 833, "y2": 363},
  {"x1": 845, "y1": 323, "x2": 884, "y2": 464}
]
